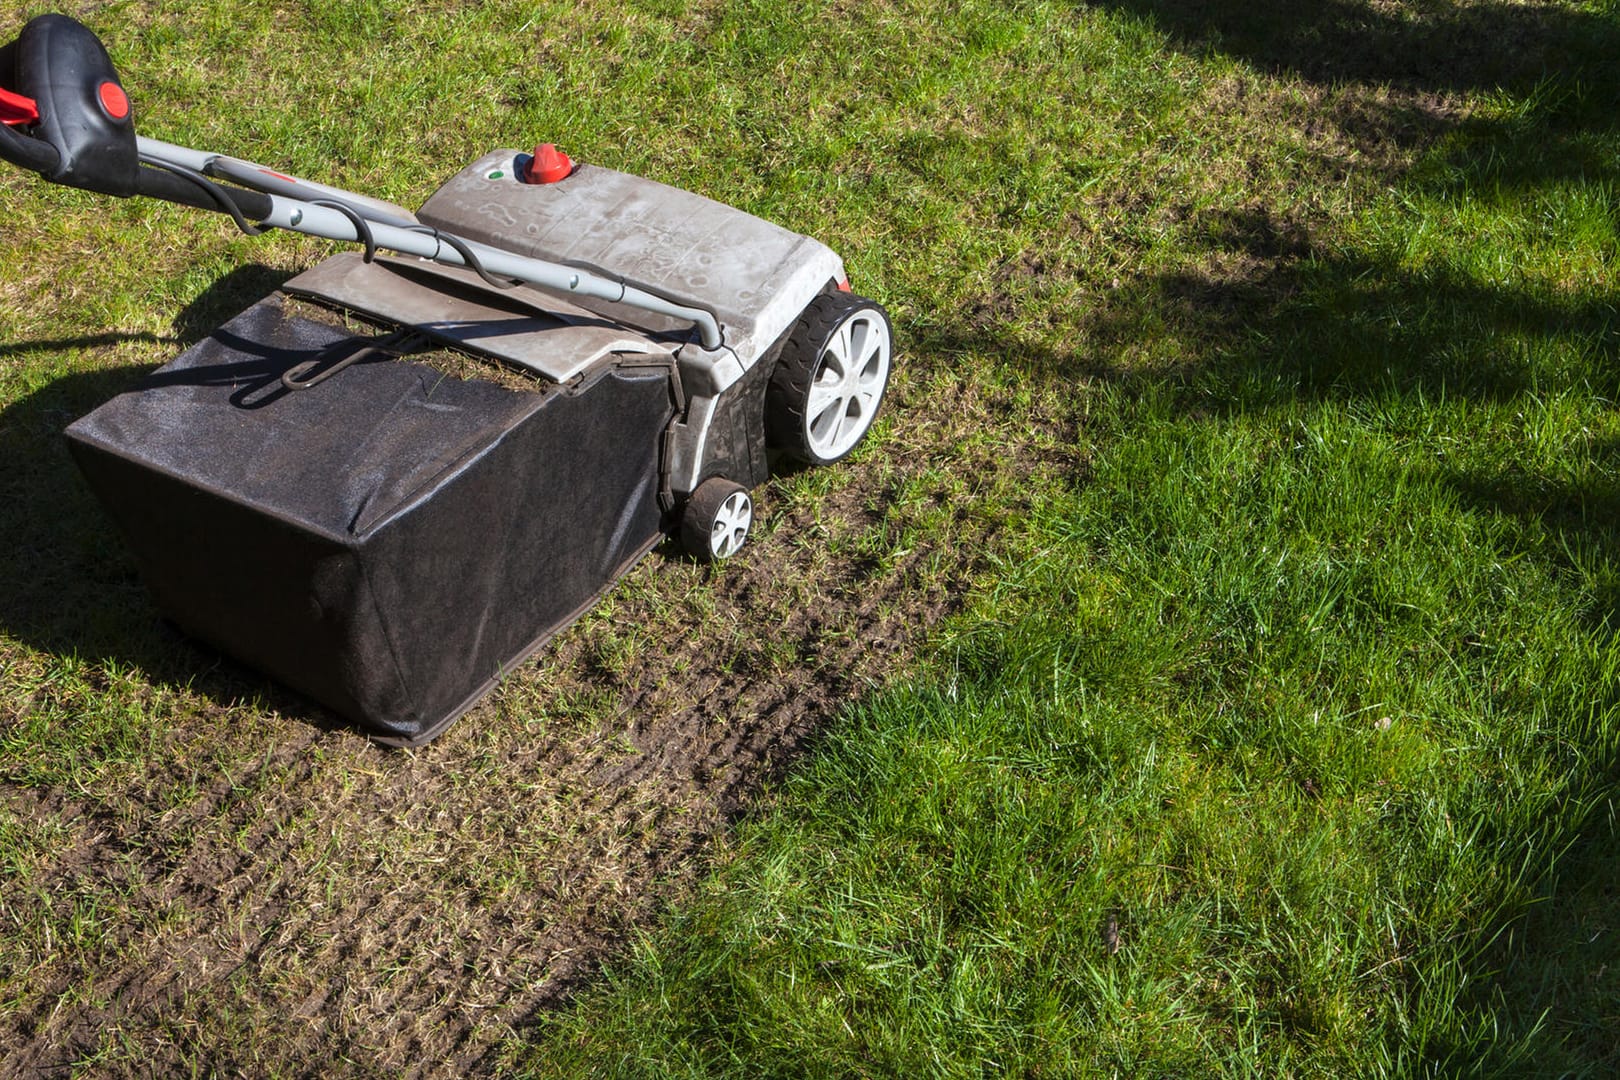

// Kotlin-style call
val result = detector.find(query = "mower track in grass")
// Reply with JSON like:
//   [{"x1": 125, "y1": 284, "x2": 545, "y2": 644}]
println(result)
[{"x1": 0, "y1": 360, "x2": 1071, "y2": 1075}]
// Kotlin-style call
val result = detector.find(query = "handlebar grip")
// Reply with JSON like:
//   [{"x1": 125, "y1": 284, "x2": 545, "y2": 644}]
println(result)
[
  {"x1": 0, "y1": 37, "x2": 57, "y2": 174},
  {"x1": 1, "y1": 14, "x2": 138, "y2": 195},
  {"x1": 0, "y1": 111, "x2": 61, "y2": 175}
]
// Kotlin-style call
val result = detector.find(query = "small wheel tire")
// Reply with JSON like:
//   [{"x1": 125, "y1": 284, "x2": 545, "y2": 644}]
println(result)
[
  {"x1": 681, "y1": 477, "x2": 754, "y2": 562},
  {"x1": 766, "y1": 292, "x2": 893, "y2": 466}
]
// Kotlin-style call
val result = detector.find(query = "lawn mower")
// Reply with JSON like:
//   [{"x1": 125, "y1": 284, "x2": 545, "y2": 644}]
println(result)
[{"x1": 0, "y1": 14, "x2": 893, "y2": 745}]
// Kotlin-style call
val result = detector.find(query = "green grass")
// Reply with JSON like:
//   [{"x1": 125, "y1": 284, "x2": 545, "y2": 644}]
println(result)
[
  {"x1": 508, "y1": 391, "x2": 1620, "y2": 1072},
  {"x1": 4, "y1": 0, "x2": 1620, "y2": 1075},
  {"x1": 499, "y1": 1, "x2": 1620, "y2": 1075}
]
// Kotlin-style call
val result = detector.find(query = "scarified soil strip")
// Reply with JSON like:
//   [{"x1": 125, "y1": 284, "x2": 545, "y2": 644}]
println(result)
[{"x1": 0, "y1": 365, "x2": 1072, "y2": 1076}]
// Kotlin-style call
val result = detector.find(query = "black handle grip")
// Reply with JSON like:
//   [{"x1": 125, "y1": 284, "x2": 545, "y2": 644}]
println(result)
[
  {"x1": 0, "y1": 37, "x2": 58, "y2": 174},
  {"x1": 1, "y1": 14, "x2": 138, "y2": 195},
  {"x1": 0, "y1": 112, "x2": 61, "y2": 174}
]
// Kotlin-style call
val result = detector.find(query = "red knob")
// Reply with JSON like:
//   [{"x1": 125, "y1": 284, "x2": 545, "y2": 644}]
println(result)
[
  {"x1": 525, "y1": 144, "x2": 573, "y2": 184},
  {"x1": 97, "y1": 81, "x2": 130, "y2": 120}
]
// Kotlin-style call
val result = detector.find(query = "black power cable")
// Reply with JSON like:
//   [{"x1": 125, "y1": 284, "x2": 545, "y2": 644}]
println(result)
[
  {"x1": 406, "y1": 225, "x2": 520, "y2": 291},
  {"x1": 135, "y1": 154, "x2": 268, "y2": 235},
  {"x1": 308, "y1": 198, "x2": 377, "y2": 263}
]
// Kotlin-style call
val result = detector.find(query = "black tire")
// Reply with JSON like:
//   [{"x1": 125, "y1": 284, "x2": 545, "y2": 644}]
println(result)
[
  {"x1": 766, "y1": 292, "x2": 893, "y2": 466},
  {"x1": 680, "y1": 477, "x2": 753, "y2": 562}
]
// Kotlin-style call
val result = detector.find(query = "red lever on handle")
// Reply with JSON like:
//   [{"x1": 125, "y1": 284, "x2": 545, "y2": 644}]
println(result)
[{"x1": 1, "y1": 87, "x2": 39, "y2": 126}]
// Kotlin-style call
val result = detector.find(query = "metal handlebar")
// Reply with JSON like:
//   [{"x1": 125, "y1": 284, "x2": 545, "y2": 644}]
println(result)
[
  {"x1": 1, "y1": 13, "x2": 728, "y2": 351},
  {"x1": 133, "y1": 137, "x2": 726, "y2": 350}
]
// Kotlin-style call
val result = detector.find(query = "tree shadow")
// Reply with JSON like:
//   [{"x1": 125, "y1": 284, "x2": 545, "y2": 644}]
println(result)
[
  {"x1": 1084, "y1": 0, "x2": 1610, "y2": 97},
  {"x1": 1048, "y1": 1, "x2": 1620, "y2": 1069},
  {"x1": 0, "y1": 263, "x2": 342, "y2": 730}
]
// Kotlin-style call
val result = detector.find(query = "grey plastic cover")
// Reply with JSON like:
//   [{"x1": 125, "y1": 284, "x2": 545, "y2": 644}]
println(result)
[{"x1": 416, "y1": 154, "x2": 844, "y2": 360}]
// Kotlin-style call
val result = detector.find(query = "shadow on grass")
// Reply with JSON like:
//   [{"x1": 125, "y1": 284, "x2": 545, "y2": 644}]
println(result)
[
  {"x1": 0, "y1": 263, "x2": 336, "y2": 728},
  {"x1": 1448, "y1": 435, "x2": 1620, "y2": 622},
  {"x1": 1086, "y1": 0, "x2": 1609, "y2": 96},
  {"x1": 1054, "y1": 1, "x2": 1620, "y2": 1071}
]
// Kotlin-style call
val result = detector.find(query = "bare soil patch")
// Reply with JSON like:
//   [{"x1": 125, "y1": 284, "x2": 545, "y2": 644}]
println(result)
[{"x1": 0, "y1": 353, "x2": 1071, "y2": 1076}]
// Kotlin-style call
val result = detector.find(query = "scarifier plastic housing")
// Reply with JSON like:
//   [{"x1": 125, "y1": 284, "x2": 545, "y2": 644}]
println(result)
[{"x1": 5, "y1": 14, "x2": 894, "y2": 744}]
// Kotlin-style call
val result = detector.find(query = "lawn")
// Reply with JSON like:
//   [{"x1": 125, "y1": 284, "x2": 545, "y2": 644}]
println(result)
[{"x1": 2, "y1": 0, "x2": 1618, "y2": 1076}]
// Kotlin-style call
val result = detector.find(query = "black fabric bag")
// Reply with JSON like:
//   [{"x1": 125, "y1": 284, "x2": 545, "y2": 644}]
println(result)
[{"x1": 66, "y1": 294, "x2": 676, "y2": 744}]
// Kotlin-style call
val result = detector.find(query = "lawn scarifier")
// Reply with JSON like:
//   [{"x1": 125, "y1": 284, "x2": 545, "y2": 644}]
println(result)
[{"x1": 0, "y1": 13, "x2": 893, "y2": 745}]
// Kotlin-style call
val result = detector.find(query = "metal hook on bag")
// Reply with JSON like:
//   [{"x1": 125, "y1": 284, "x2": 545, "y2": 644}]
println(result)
[{"x1": 281, "y1": 330, "x2": 423, "y2": 391}]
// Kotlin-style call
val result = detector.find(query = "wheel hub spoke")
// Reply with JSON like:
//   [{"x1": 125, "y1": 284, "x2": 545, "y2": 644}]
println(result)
[
  {"x1": 778, "y1": 300, "x2": 892, "y2": 462},
  {"x1": 708, "y1": 492, "x2": 752, "y2": 558},
  {"x1": 807, "y1": 381, "x2": 844, "y2": 420}
]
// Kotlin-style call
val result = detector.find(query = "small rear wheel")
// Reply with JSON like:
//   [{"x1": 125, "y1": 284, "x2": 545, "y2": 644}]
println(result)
[
  {"x1": 681, "y1": 477, "x2": 753, "y2": 562},
  {"x1": 766, "y1": 293, "x2": 893, "y2": 466}
]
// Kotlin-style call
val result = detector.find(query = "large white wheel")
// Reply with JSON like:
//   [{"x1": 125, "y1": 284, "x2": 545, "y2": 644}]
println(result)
[
  {"x1": 680, "y1": 477, "x2": 753, "y2": 562},
  {"x1": 766, "y1": 293, "x2": 893, "y2": 466}
]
